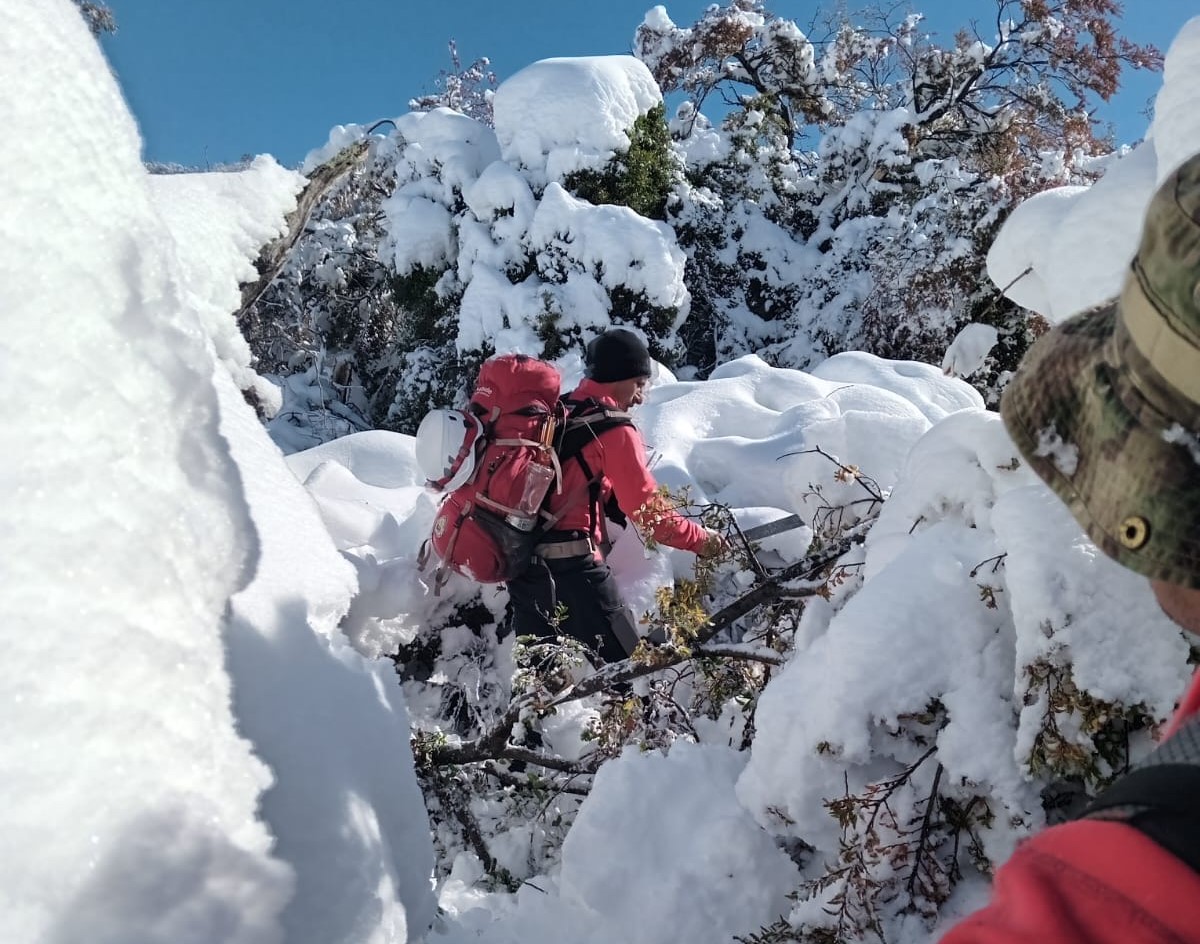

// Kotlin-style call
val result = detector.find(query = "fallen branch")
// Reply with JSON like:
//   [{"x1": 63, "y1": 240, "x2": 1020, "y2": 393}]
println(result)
[
  {"x1": 694, "y1": 645, "x2": 785, "y2": 666},
  {"x1": 481, "y1": 762, "x2": 592, "y2": 797},
  {"x1": 425, "y1": 526, "x2": 868, "y2": 770},
  {"x1": 546, "y1": 527, "x2": 868, "y2": 708},
  {"x1": 428, "y1": 703, "x2": 523, "y2": 766},
  {"x1": 428, "y1": 772, "x2": 501, "y2": 878},
  {"x1": 500, "y1": 747, "x2": 599, "y2": 775},
  {"x1": 236, "y1": 138, "x2": 371, "y2": 321}
]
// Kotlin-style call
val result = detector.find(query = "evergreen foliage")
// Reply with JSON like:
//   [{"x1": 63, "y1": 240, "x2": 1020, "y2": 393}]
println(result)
[
  {"x1": 563, "y1": 104, "x2": 677, "y2": 221},
  {"x1": 237, "y1": 139, "x2": 409, "y2": 435}
]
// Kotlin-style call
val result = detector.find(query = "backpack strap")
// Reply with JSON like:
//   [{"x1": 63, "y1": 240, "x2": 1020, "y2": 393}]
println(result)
[
  {"x1": 1080, "y1": 712, "x2": 1200, "y2": 873},
  {"x1": 558, "y1": 398, "x2": 633, "y2": 463},
  {"x1": 557, "y1": 397, "x2": 634, "y2": 540}
]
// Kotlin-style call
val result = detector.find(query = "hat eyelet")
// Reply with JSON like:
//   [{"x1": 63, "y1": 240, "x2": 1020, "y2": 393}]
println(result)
[{"x1": 1118, "y1": 515, "x2": 1150, "y2": 550}]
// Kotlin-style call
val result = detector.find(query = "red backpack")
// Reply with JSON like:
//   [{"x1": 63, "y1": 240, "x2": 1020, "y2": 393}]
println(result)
[{"x1": 417, "y1": 354, "x2": 631, "y2": 592}]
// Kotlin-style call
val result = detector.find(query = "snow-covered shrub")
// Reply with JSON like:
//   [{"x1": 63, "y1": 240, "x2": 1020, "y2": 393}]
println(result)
[{"x1": 735, "y1": 410, "x2": 1189, "y2": 943}]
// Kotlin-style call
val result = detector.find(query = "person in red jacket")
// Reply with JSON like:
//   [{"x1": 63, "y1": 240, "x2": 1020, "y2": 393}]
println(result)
[
  {"x1": 505, "y1": 328, "x2": 722, "y2": 661},
  {"x1": 942, "y1": 154, "x2": 1200, "y2": 941}
]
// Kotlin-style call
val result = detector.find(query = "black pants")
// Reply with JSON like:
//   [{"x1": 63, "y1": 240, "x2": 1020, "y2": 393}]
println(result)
[{"x1": 505, "y1": 554, "x2": 638, "y2": 663}]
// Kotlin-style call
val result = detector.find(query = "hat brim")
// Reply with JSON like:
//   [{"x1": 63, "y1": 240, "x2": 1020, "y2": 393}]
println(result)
[{"x1": 1001, "y1": 296, "x2": 1200, "y2": 589}]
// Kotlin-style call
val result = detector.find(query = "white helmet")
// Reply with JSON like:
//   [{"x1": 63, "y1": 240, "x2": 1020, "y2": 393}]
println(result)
[{"x1": 415, "y1": 408, "x2": 484, "y2": 492}]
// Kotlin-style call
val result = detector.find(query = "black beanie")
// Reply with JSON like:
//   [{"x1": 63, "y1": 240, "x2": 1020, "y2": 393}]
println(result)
[{"x1": 585, "y1": 329, "x2": 653, "y2": 383}]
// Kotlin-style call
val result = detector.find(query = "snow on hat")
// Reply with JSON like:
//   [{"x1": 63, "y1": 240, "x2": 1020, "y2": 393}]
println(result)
[
  {"x1": 1001, "y1": 152, "x2": 1200, "y2": 589},
  {"x1": 586, "y1": 328, "x2": 653, "y2": 383}
]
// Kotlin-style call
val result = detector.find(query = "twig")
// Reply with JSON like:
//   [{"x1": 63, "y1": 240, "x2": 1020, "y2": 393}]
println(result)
[
  {"x1": 969, "y1": 553, "x2": 1008, "y2": 577},
  {"x1": 726, "y1": 508, "x2": 771, "y2": 581},
  {"x1": 907, "y1": 762, "x2": 945, "y2": 900},
  {"x1": 429, "y1": 773, "x2": 499, "y2": 877},
  {"x1": 777, "y1": 446, "x2": 885, "y2": 504}
]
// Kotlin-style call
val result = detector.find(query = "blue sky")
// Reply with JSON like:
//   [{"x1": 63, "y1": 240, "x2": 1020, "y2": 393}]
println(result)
[{"x1": 100, "y1": 1, "x2": 1196, "y2": 169}]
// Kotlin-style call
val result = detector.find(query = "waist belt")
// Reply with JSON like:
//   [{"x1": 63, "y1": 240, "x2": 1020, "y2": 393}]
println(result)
[{"x1": 535, "y1": 537, "x2": 594, "y2": 559}]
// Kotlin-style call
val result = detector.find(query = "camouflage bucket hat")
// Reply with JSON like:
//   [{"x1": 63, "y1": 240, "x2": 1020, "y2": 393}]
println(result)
[{"x1": 1001, "y1": 152, "x2": 1200, "y2": 589}]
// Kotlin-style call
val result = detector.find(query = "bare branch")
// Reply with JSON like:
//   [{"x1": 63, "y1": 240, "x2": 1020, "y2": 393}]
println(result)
[
  {"x1": 694, "y1": 644, "x2": 786, "y2": 666},
  {"x1": 480, "y1": 762, "x2": 592, "y2": 796}
]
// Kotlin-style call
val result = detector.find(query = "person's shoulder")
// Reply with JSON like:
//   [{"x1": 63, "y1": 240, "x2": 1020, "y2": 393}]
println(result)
[
  {"x1": 576, "y1": 407, "x2": 639, "y2": 439},
  {"x1": 567, "y1": 379, "x2": 618, "y2": 408}
]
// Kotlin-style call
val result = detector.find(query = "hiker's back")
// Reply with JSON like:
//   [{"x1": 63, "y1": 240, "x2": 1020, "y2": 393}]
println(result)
[{"x1": 543, "y1": 387, "x2": 633, "y2": 540}]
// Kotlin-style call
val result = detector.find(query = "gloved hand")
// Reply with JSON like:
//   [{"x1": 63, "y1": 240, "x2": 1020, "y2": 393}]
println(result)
[{"x1": 697, "y1": 530, "x2": 729, "y2": 559}]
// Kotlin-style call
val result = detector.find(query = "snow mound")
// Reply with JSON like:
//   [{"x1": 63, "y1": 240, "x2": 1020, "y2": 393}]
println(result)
[
  {"x1": 221, "y1": 379, "x2": 438, "y2": 943},
  {"x1": 942, "y1": 322, "x2": 1000, "y2": 379},
  {"x1": 1150, "y1": 17, "x2": 1200, "y2": 182},
  {"x1": 738, "y1": 410, "x2": 1190, "y2": 862},
  {"x1": 435, "y1": 743, "x2": 798, "y2": 944},
  {"x1": 1, "y1": 4, "x2": 289, "y2": 940},
  {"x1": 558, "y1": 743, "x2": 799, "y2": 944},
  {"x1": 2, "y1": 6, "x2": 439, "y2": 941},
  {"x1": 635, "y1": 353, "x2": 981, "y2": 529},
  {"x1": 493, "y1": 55, "x2": 663, "y2": 186}
]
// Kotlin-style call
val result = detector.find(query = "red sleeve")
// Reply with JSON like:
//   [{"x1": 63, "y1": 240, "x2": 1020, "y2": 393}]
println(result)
[
  {"x1": 941, "y1": 819, "x2": 1200, "y2": 943},
  {"x1": 585, "y1": 424, "x2": 710, "y2": 554},
  {"x1": 1165, "y1": 673, "x2": 1200, "y2": 737}
]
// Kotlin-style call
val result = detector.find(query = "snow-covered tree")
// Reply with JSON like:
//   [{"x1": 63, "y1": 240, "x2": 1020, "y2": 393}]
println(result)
[
  {"x1": 637, "y1": 0, "x2": 1162, "y2": 395},
  {"x1": 244, "y1": 56, "x2": 691, "y2": 442}
]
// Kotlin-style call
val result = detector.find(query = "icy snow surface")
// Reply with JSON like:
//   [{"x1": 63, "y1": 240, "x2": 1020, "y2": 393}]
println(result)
[{"x1": 1, "y1": 5, "x2": 289, "y2": 941}]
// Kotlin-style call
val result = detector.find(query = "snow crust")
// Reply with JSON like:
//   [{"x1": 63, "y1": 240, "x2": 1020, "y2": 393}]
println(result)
[
  {"x1": 149, "y1": 157, "x2": 305, "y2": 411},
  {"x1": 1, "y1": 5, "x2": 436, "y2": 942},
  {"x1": 1, "y1": 5, "x2": 289, "y2": 941}
]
